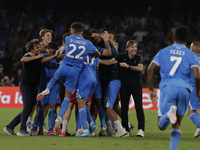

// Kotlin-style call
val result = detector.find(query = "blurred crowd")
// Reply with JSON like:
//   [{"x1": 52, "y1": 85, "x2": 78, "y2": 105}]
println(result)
[{"x1": 1, "y1": 7, "x2": 200, "y2": 87}]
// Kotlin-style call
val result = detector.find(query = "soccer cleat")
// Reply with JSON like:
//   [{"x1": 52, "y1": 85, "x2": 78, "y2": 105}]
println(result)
[
  {"x1": 48, "y1": 130, "x2": 54, "y2": 136},
  {"x1": 194, "y1": 128, "x2": 200, "y2": 138},
  {"x1": 137, "y1": 129, "x2": 144, "y2": 137},
  {"x1": 89, "y1": 123, "x2": 97, "y2": 135},
  {"x1": 36, "y1": 89, "x2": 50, "y2": 100},
  {"x1": 128, "y1": 124, "x2": 134, "y2": 133},
  {"x1": 55, "y1": 116, "x2": 62, "y2": 134},
  {"x1": 59, "y1": 131, "x2": 71, "y2": 136},
  {"x1": 113, "y1": 128, "x2": 129, "y2": 137},
  {"x1": 167, "y1": 105, "x2": 177, "y2": 124},
  {"x1": 106, "y1": 128, "x2": 115, "y2": 136},
  {"x1": 3, "y1": 127, "x2": 16, "y2": 135},
  {"x1": 98, "y1": 128, "x2": 106, "y2": 136},
  {"x1": 16, "y1": 130, "x2": 31, "y2": 136},
  {"x1": 35, "y1": 130, "x2": 43, "y2": 135},
  {"x1": 59, "y1": 131, "x2": 67, "y2": 137},
  {"x1": 75, "y1": 131, "x2": 91, "y2": 137}
]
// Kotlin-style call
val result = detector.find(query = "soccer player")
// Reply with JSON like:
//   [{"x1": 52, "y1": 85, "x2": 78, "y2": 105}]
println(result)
[
  {"x1": 26, "y1": 29, "x2": 53, "y2": 133},
  {"x1": 59, "y1": 30, "x2": 100, "y2": 137},
  {"x1": 3, "y1": 39, "x2": 59, "y2": 136},
  {"x1": 31, "y1": 42, "x2": 60, "y2": 136},
  {"x1": 188, "y1": 41, "x2": 200, "y2": 138},
  {"x1": 147, "y1": 25, "x2": 200, "y2": 150},
  {"x1": 37, "y1": 22, "x2": 98, "y2": 132}
]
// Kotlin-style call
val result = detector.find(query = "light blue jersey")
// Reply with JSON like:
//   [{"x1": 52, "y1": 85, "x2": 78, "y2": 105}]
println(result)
[
  {"x1": 63, "y1": 34, "x2": 97, "y2": 70},
  {"x1": 189, "y1": 54, "x2": 200, "y2": 110},
  {"x1": 76, "y1": 54, "x2": 98, "y2": 101},
  {"x1": 153, "y1": 43, "x2": 199, "y2": 92},
  {"x1": 153, "y1": 43, "x2": 199, "y2": 116},
  {"x1": 54, "y1": 34, "x2": 97, "y2": 94},
  {"x1": 40, "y1": 53, "x2": 60, "y2": 105}
]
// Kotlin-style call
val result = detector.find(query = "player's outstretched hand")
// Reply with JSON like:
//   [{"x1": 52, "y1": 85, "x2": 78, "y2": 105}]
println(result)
[{"x1": 149, "y1": 90, "x2": 158, "y2": 104}]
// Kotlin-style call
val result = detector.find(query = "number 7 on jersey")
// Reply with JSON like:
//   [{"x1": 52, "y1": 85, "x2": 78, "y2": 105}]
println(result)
[{"x1": 169, "y1": 56, "x2": 182, "y2": 76}]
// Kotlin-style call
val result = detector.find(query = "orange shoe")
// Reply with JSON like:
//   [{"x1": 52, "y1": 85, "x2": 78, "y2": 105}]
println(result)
[
  {"x1": 35, "y1": 130, "x2": 43, "y2": 135},
  {"x1": 48, "y1": 130, "x2": 54, "y2": 136}
]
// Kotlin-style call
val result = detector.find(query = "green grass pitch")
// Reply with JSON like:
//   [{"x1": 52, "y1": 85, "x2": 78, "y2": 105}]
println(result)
[{"x1": 0, "y1": 108, "x2": 199, "y2": 150}]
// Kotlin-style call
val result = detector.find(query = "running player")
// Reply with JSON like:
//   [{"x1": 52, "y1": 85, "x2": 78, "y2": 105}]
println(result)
[
  {"x1": 188, "y1": 41, "x2": 200, "y2": 138},
  {"x1": 147, "y1": 25, "x2": 200, "y2": 150}
]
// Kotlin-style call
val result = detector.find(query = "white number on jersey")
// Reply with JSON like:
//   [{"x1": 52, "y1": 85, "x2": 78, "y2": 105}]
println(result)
[
  {"x1": 67, "y1": 44, "x2": 86, "y2": 59},
  {"x1": 169, "y1": 56, "x2": 182, "y2": 76},
  {"x1": 84, "y1": 55, "x2": 95, "y2": 66}
]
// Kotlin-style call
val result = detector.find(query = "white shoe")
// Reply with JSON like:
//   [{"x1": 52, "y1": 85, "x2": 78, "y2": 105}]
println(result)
[
  {"x1": 99, "y1": 128, "x2": 106, "y2": 136},
  {"x1": 137, "y1": 129, "x2": 144, "y2": 137},
  {"x1": 113, "y1": 128, "x2": 129, "y2": 137},
  {"x1": 194, "y1": 128, "x2": 200, "y2": 138},
  {"x1": 167, "y1": 105, "x2": 177, "y2": 124},
  {"x1": 106, "y1": 128, "x2": 115, "y2": 136},
  {"x1": 36, "y1": 89, "x2": 50, "y2": 100}
]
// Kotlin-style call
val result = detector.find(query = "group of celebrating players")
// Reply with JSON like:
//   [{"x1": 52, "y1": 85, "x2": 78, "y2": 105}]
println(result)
[{"x1": 4, "y1": 21, "x2": 200, "y2": 150}]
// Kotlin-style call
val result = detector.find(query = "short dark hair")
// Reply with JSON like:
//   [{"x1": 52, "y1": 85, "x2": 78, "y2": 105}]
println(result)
[
  {"x1": 174, "y1": 25, "x2": 190, "y2": 43},
  {"x1": 25, "y1": 39, "x2": 40, "y2": 52},
  {"x1": 62, "y1": 32, "x2": 71, "y2": 43},
  {"x1": 82, "y1": 30, "x2": 92, "y2": 40},
  {"x1": 108, "y1": 31, "x2": 117, "y2": 40},
  {"x1": 47, "y1": 42, "x2": 57, "y2": 50},
  {"x1": 71, "y1": 22, "x2": 84, "y2": 33}
]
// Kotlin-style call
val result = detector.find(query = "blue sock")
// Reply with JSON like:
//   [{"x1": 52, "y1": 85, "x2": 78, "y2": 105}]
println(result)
[
  {"x1": 59, "y1": 97, "x2": 70, "y2": 118},
  {"x1": 158, "y1": 114, "x2": 170, "y2": 129},
  {"x1": 46, "y1": 77, "x2": 58, "y2": 90},
  {"x1": 49, "y1": 108, "x2": 57, "y2": 131},
  {"x1": 196, "y1": 111, "x2": 199, "y2": 116},
  {"x1": 189, "y1": 113, "x2": 200, "y2": 128},
  {"x1": 170, "y1": 129, "x2": 181, "y2": 150},
  {"x1": 75, "y1": 107, "x2": 81, "y2": 130},
  {"x1": 98, "y1": 106, "x2": 106, "y2": 128},
  {"x1": 85, "y1": 106, "x2": 94, "y2": 124},
  {"x1": 37, "y1": 107, "x2": 44, "y2": 131},
  {"x1": 79, "y1": 107, "x2": 88, "y2": 130}
]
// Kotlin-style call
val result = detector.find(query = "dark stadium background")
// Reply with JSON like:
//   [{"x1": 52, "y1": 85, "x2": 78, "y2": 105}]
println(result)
[{"x1": 0, "y1": 0, "x2": 200, "y2": 87}]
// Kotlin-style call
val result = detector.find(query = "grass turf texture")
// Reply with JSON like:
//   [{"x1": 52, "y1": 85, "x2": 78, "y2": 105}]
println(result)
[{"x1": 0, "y1": 108, "x2": 199, "y2": 150}]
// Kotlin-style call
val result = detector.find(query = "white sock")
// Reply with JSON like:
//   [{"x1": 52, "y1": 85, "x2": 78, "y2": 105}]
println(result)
[
  {"x1": 83, "y1": 129, "x2": 89, "y2": 133},
  {"x1": 128, "y1": 122, "x2": 131, "y2": 128},
  {"x1": 27, "y1": 117, "x2": 32, "y2": 123},
  {"x1": 106, "y1": 120, "x2": 113, "y2": 130},
  {"x1": 113, "y1": 120, "x2": 123, "y2": 131},
  {"x1": 62, "y1": 120, "x2": 68, "y2": 132},
  {"x1": 43, "y1": 117, "x2": 46, "y2": 125}
]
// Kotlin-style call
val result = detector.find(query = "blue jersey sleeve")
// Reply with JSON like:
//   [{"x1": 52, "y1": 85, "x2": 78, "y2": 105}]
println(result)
[
  {"x1": 152, "y1": 52, "x2": 160, "y2": 66},
  {"x1": 190, "y1": 53, "x2": 200, "y2": 68},
  {"x1": 87, "y1": 41, "x2": 97, "y2": 52}
]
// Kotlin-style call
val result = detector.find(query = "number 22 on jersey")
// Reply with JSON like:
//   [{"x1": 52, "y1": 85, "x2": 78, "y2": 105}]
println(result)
[
  {"x1": 66, "y1": 44, "x2": 86, "y2": 59},
  {"x1": 169, "y1": 56, "x2": 182, "y2": 76}
]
